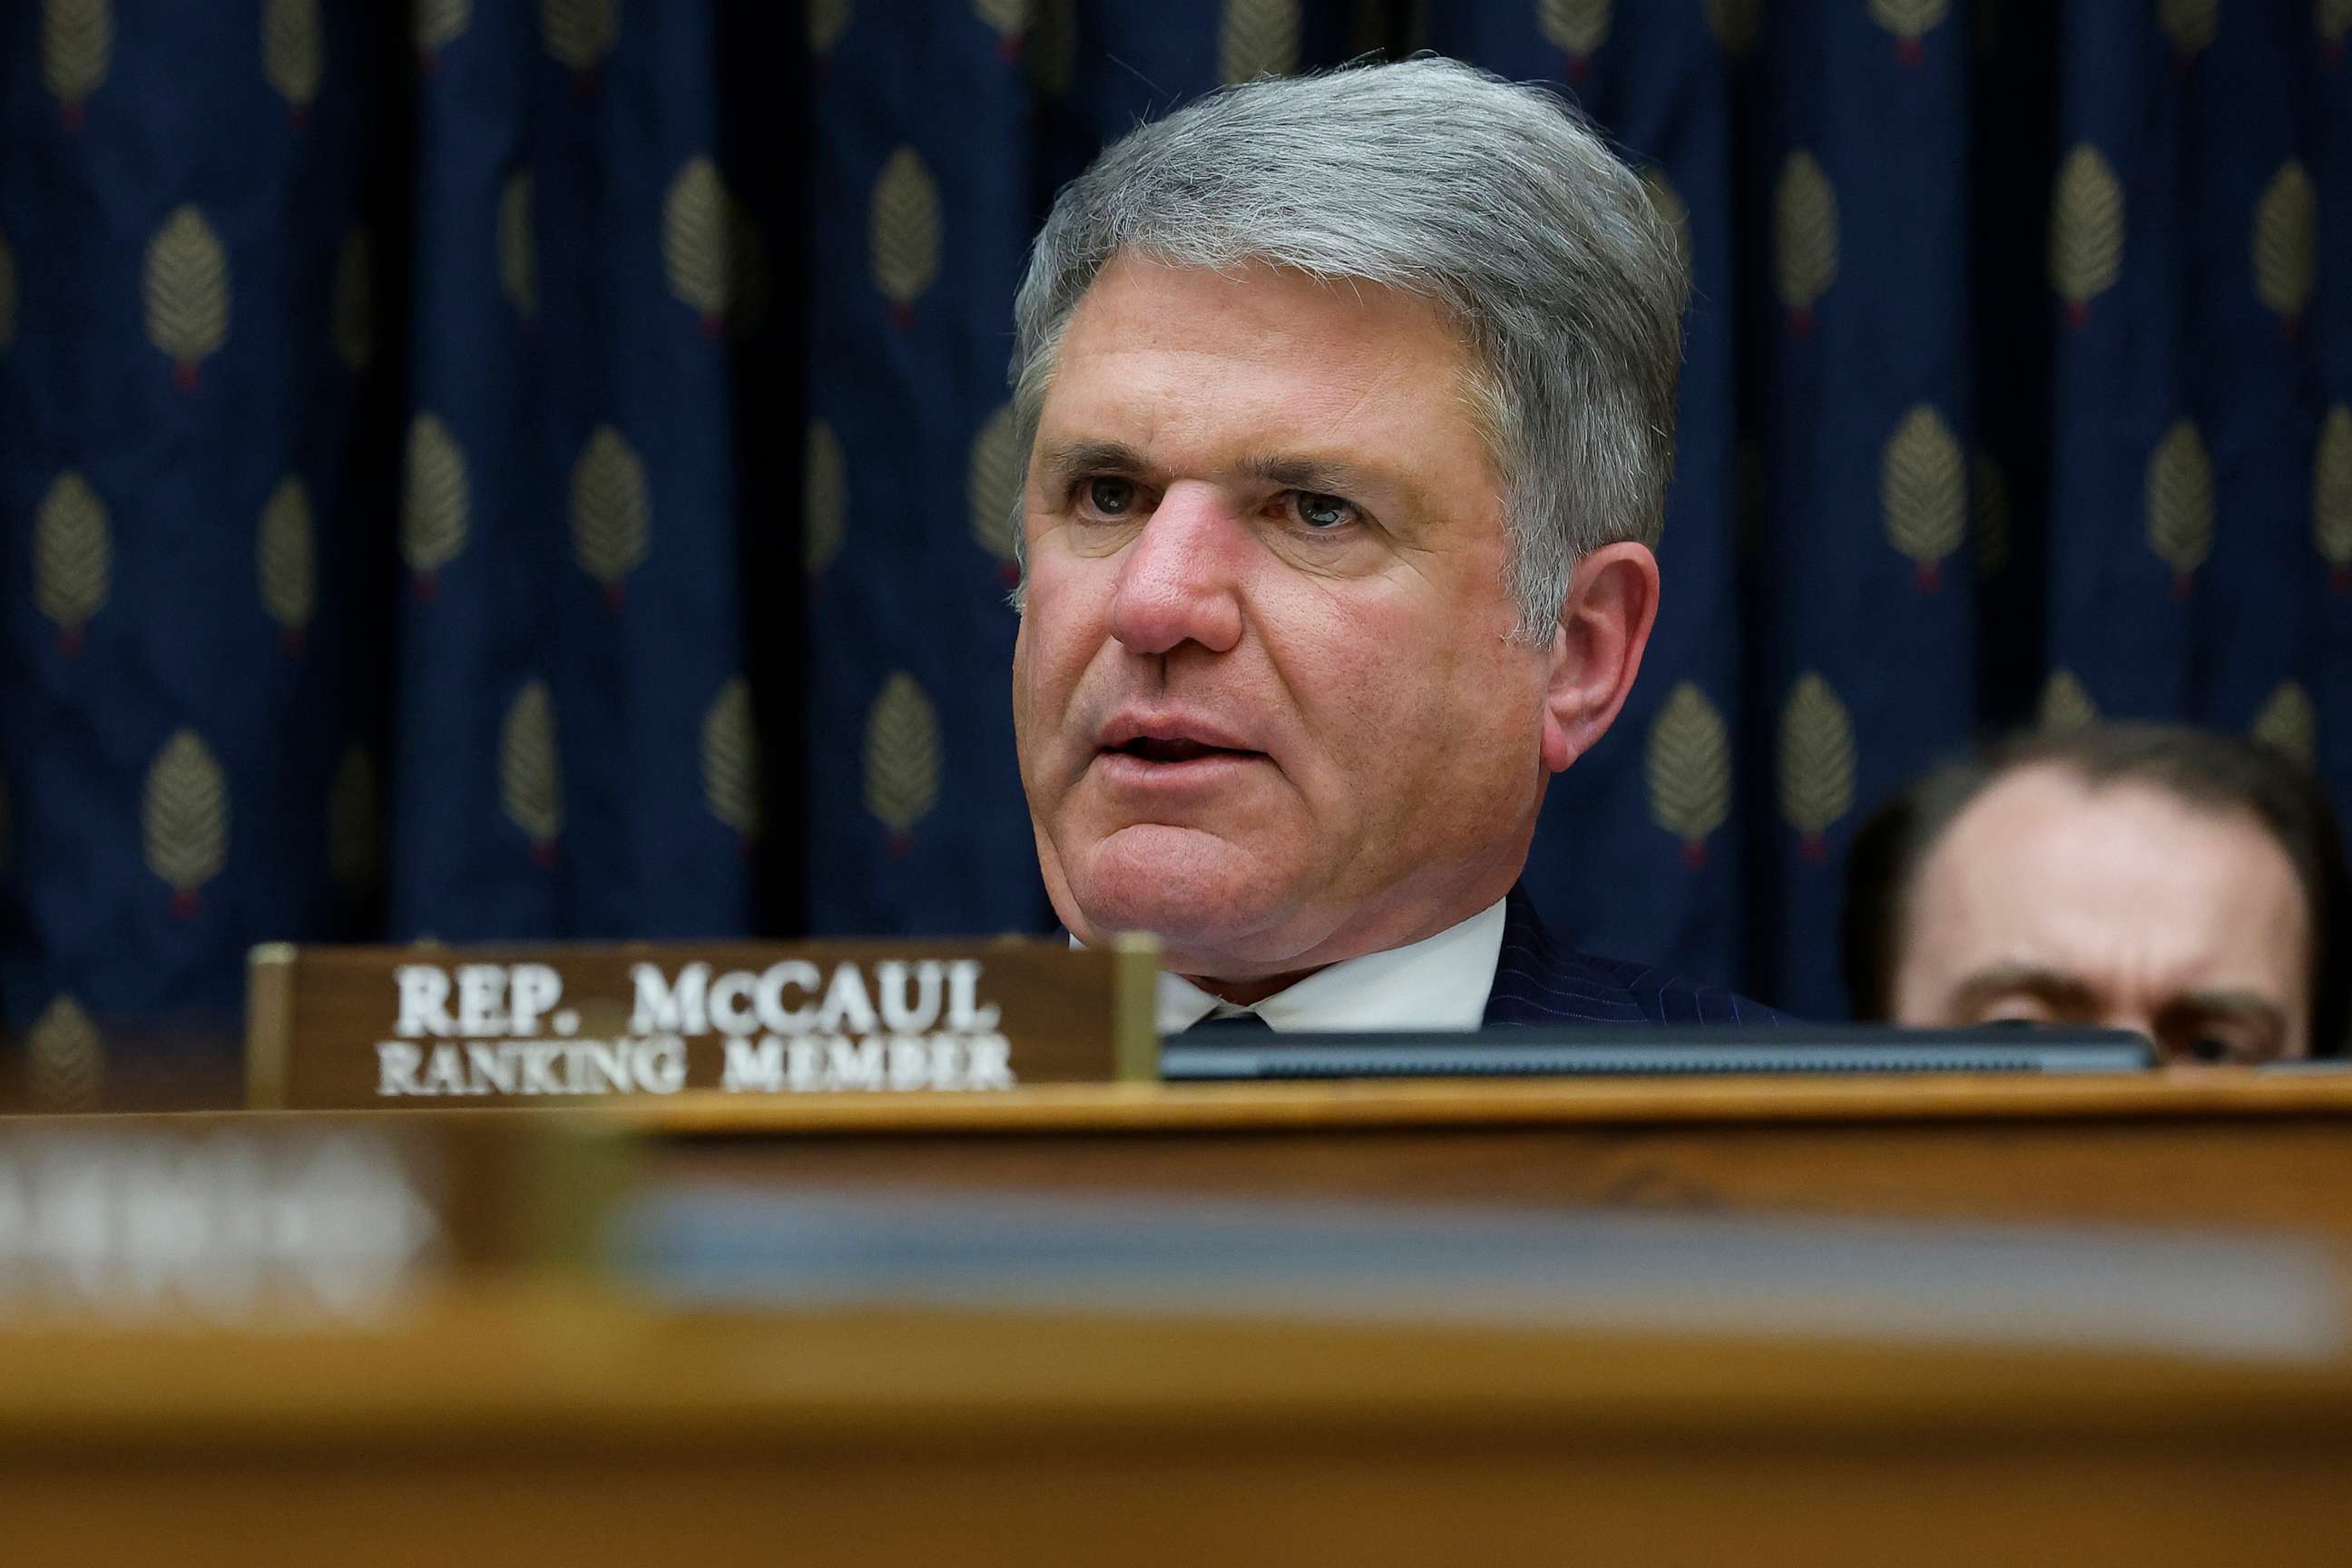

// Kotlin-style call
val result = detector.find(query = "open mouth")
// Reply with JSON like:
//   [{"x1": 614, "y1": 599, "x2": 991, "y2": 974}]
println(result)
[{"x1": 1108, "y1": 737, "x2": 1260, "y2": 764}]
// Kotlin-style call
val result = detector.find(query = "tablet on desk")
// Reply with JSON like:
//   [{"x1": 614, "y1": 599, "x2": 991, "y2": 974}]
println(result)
[{"x1": 1159, "y1": 1025, "x2": 2155, "y2": 1081}]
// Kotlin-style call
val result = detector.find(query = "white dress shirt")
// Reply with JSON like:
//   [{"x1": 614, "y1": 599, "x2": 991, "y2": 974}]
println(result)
[{"x1": 1118, "y1": 898, "x2": 1509, "y2": 1034}]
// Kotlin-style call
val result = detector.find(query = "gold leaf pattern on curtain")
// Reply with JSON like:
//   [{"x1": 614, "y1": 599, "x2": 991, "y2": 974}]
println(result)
[
  {"x1": 973, "y1": 0, "x2": 1026, "y2": 41},
  {"x1": 500, "y1": 171, "x2": 536, "y2": 319},
  {"x1": 416, "y1": 0, "x2": 471, "y2": 63},
  {"x1": 806, "y1": 419, "x2": 848, "y2": 573},
  {"x1": 1778, "y1": 672, "x2": 1855, "y2": 860},
  {"x1": 2250, "y1": 681, "x2": 2318, "y2": 768},
  {"x1": 1867, "y1": 0, "x2": 1948, "y2": 62},
  {"x1": 1773, "y1": 152, "x2": 1838, "y2": 332},
  {"x1": 967, "y1": 402, "x2": 1023, "y2": 582},
  {"x1": 262, "y1": 0, "x2": 323, "y2": 122},
  {"x1": 2037, "y1": 669, "x2": 2099, "y2": 732},
  {"x1": 35, "y1": 470, "x2": 110, "y2": 653},
  {"x1": 869, "y1": 148, "x2": 942, "y2": 327},
  {"x1": 2316, "y1": 406, "x2": 2352, "y2": 587},
  {"x1": 401, "y1": 413, "x2": 470, "y2": 591},
  {"x1": 1646, "y1": 682, "x2": 1731, "y2": 866},
  {"x1": 665, "y1": 157, "x2": 750, "y2": 333},
  {"x1": 42, "y1": 0, "x2": 112, "y2": 127},
  {"x1": 571, "y1": 426, "x2": 651, "y2": 604},
  {"x1": 2323, "y1": 0, "x2": 2352, "y2": 54},
  {"x1": 500, "y1": 680, "x2": 564, "y2": 858},
  {"x1": 144, "y1": 730, "x2": 229, "y2": 915},
  {"x1": 258, "y1": 475, "x2": 315, "y2": 652},
  {"x1": 2050, "y1": 145, "x2": 2124, "y2": 326},
  {"x1": 541, "y1": 0, "x2": 618, "y2": 76},
  {"x1": 1641, "y1": 166, "x2": 1690, "y2": 276},
  {"x1": 702, "y1": 677, "x2": 762, "y2": 840},
  {"x1": 808, "y1": 0, "x2": 853, "y2": 55},
  {"x1": 865, "y1": 672, "x2": 942, "y2": 850},
  {"x1": 1881, "y1": 405, "x2": 1966, "y2": 588},
  {"x1": 143, "y1": 206, "x2": 229, "y2": 388},
  {"x1": 1219, "y1": 0, "x2": 1301, "y2": 83},
  {"x1": 2252, "y1": 160, "x2": 2318, "y2": 333},
  {"x1": 1537, "y1": 0, "x2": 1612, "y2": 68},
  {"x1": 27, "y1": 995, "x2": 103, "y2": 1112},
  {"x1": 2157, "y1": 0, "x2": 2218, "y2": 58},
  {"x1": 2145, "y1": 417, "x2": 2213, "y2": 589}
]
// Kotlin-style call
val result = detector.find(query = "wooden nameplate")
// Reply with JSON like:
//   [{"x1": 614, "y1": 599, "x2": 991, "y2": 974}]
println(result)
[{"x1": 246, "y1": 936, "x2": 1161, "y2": 1111}]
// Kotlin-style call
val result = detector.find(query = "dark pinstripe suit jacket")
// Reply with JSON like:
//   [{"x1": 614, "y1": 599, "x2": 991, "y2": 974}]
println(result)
[{"x1": 1483, "y1": 886, "x2": 1784, "y2": 1027}]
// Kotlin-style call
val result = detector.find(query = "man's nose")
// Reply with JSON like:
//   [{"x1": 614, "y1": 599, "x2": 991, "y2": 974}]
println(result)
[{"x1": 1106, "y1": 481, "x2": 1245, "y2": 657}]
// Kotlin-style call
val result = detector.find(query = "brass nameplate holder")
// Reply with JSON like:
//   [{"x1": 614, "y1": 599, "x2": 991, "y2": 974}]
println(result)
[{"x1": 246, "y1": 936, "x2": 1161, "y2": 1111}]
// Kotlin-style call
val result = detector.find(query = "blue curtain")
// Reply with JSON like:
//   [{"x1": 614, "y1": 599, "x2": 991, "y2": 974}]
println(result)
[{"x1": 2, "y1": 1, "x2": 2347, "y2": 1096}]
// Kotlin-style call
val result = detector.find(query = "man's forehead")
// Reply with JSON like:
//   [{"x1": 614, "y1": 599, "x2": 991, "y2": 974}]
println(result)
[
  {"x1": 1935, "y1": 768, "x2": 2290, "y2": 890},
  {"x1": 1916, "y1": 767, "x2": 2310, "y2": 985},
  {"x1": 1036, "y1": 257, "x2": 1494, "y2": 490},
  {"x1": 1051, "y1": 255, "x2": 1472, "y2": 385}
]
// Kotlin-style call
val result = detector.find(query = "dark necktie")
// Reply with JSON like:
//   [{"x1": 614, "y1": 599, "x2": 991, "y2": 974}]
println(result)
[{"x1": 1185, "y1": 1010, "x2": 1273, "y2": 1034}]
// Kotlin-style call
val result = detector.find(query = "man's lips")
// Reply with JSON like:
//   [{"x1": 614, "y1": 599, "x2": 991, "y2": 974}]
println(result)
[{"x1": 1093, "y1": 710, "x2": 1269, "y2": 771}]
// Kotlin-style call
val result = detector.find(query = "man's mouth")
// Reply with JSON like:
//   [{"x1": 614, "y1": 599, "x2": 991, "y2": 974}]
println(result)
[
  {"x1": 1093, "y1": 712, "x2": 1269, "y2": 774},
  {"x1": 1108, "y1": 736, "x2": 1259, "y2": 764}
]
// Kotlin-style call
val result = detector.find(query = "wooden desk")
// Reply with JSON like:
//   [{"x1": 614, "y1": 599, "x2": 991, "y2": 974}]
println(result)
[
  {"x1": 6, "y1": 1287, "x2": 2351, "y2": 1566},
  {"x1": 624, "y1": 1073, "x2": 2352, "y2": 1241},
  {"x1": 14, "y1": 1082, "x2": 2352, "y2": 1562}
]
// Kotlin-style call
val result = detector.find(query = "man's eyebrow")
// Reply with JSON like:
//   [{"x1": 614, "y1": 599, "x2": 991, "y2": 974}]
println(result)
[
  {"x1": 1237, "y1": 453, "x2": 1402, "y2": 500},
  {"x1": 1033, "y1": 439, "x2": 1153, "y2": 484},
  {"x1": 1946, "y1": 964, "x2": 2101, "y2": 1017}
]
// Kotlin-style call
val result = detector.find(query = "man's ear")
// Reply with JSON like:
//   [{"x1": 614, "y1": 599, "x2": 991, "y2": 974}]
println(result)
[{"x1": 1540, "y1": 542, "x2": 1661, "y2": 774}]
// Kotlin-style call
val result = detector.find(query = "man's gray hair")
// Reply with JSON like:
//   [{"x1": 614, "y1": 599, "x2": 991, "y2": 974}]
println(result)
[{"x1": 1007, "y1": 56, "x2": 1690, "y2": 641}]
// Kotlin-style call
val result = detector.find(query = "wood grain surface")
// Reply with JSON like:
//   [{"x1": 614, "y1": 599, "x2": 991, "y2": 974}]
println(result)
[
  {"x1": 614, "y1": 1073, "x2": 2352, "y2": 1242},
  {"x1": 5, "y1": 1289, "x2": 2351, "y2": 1566}
]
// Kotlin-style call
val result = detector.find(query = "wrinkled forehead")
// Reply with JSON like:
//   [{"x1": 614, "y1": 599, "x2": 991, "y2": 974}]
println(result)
[
  {"x1": 1912, "y1": 767, "x2": 2312, "y2": 991},
  {"x1": 1037, "y1": 254, "x2": 1502, "y2": 467}
]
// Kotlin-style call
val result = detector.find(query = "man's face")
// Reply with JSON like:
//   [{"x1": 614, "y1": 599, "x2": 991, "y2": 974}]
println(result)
[
  {"x1": 1888, "y1": 765, "x2": 2312, "y2": 1063},
  {"x1": 1011, "y1": 256, "x2": 1555, "y2": 985}
]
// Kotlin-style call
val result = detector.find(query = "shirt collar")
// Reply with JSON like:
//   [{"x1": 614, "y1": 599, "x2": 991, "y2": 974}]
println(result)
[{"x1": 1079, "y1": 900, "x2": 1508, "y2": 1034}]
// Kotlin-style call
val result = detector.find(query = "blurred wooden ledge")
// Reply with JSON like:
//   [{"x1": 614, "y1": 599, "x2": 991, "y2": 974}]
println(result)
[
  {"x1": 610, "y1": 1068, "x2": 2352, "y2": 1135},
  {"x1": 20, "y1": 1071, "x2": 2352, "y2": 1243},
  {"x1": 601, "y1": 1072, "x2": 2352, "y2": 1247},
  {"x1": 4, "y1": 1283, "x2": 2350, "y2": 1442},
  {"x1": 4, "y1": 1287, "x2": 2352, "y2": 1567}
]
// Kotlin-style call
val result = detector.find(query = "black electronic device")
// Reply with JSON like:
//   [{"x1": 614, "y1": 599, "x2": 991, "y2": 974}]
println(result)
[{"x1": 1158, "y1": 1024, "x2": 2154, "y2": 1081}]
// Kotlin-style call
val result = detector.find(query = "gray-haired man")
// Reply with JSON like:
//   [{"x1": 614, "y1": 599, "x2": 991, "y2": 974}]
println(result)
[{"x1": 1006, "y1": 59, "x2": 1776, "y2": 1032}]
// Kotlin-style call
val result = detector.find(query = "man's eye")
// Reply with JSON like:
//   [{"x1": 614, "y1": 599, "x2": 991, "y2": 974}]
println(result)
[
  {"x1": 1083, "y1": 477, "x2": 1136, "y2": 516},
  {"x1": 2164, "y1": 1028, "x2": 2275, "y2": 1067},
  {"x1": 1291, "y1": 492, "x2": 1356, "y2": 530}
]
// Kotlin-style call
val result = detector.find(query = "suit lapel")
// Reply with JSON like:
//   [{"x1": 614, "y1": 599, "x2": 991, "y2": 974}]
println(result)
[{"x1": 1481, "y1": 885, "x2": 1651, "y2": 1026}]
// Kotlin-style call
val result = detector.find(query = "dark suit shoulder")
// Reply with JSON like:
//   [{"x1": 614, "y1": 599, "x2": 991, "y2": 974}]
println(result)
[{"x1": 1483, "y1": 886, "x2": 1789, "y2": 1027}]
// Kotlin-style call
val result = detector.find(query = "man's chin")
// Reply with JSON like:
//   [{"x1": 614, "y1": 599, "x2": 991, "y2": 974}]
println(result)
[{"x1": 1063, "y1": 824, "x2": 1298, "y2": 955}]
